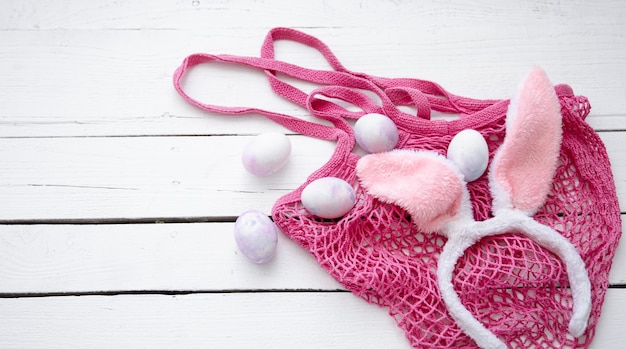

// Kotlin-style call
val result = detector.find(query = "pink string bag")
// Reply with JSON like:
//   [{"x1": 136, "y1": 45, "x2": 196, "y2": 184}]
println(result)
[{"x1": 173, "y1": 28, "x2": 622, "y2": 348}]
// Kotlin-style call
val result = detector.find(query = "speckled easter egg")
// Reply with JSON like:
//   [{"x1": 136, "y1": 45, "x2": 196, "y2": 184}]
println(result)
[
  {"x1": 301, "y1": 177, "x2": 356, "y2": 219},
  {"x1": 446, "y1": 129, "x2": 489, "y2": 182},
  {"x1": 234, "y1": 210, "x2": 278, "y2": 264},
  {"x1": 241, "y1": 132, "x2": 291, "y2": 176},
  {"x1": 354, "y1": 113, "x2": 399, "y2": 153}
]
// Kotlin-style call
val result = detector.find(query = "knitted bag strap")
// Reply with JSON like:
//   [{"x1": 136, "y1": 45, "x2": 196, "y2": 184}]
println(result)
[
  {"x1": 173, "y1": 42, "x2": 454, "y2": 162},
  {"x1": 173, "y1": 29, "x2": 580, "y2": 163},
  {"x1": 173, "y1": 27, "x2": 499, "y2": 138},
  {"x1": 260, "y1": 27, "x2": 501, "y2": 118},
  {"x1": 172, "y1": 53, "x2": 353, "y2": 140}
]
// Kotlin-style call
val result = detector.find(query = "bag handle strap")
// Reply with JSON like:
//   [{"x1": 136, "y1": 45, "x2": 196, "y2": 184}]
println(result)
[
  {"x1": 173, "y1": 41, "x2": 445, "y2": 151},
  {"x1": 260, "y1": 27, "x2": 500, "y2": 117},
  {"x1": 173, "y1": 28, "x2": 505, "y2": 156},
  {"x1": 173, "y1": 53, "x2": 350, "y2": 142}
]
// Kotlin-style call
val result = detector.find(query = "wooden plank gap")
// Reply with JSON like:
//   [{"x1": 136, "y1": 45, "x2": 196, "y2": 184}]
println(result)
[
  {"x1": 0, "y1": 288, "x2": 350, "y2": 299},
  {"x1": 0, "y1": 216, "x2": 238, "y2": 225}
]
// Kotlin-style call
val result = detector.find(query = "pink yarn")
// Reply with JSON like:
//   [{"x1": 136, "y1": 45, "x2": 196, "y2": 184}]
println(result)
[{"x1": 173, "y1": 28, "x2": 622, "y2": 348}]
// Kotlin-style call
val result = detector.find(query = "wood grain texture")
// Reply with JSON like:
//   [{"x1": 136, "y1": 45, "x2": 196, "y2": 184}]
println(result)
[
  {"x1": 1, "y1": 222, "x2": 623, "y2": 294},
  {"x1": 0, "y1": 0, "x2": 623, "y2": 347},
  {"x1": 0, "y1": 135, "x2": 336, "y2": 220},
  {"x1": 0, "y1": 223, "x2": 341, "y2": 293},
  {"x1": 0, "y1": 133, "x2": 623, "y2": 220},
  {"x1": 0, "y1": 1, "x2": 625, "y2": 137},
  {"x1": 0, "y1": 292, "x2": 408, "y2": 349},
  {"x1": 2, "y1": 0, "x2": 625, "y2": 31},
  {"x1": 0, "y1": 290, "x2": 623, "y2": 349}
]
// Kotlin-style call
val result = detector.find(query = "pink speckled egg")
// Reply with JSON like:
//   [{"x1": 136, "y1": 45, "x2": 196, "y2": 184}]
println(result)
[
  {"x1": 234, "y1": 210, "x2": 278, "y2": 264},
  {"x1": 301, "y1": 177, "x2": 356, "y2": 219},
  {"x1": 354, "y1": 113, "x2": 399, "y2": 153},
  {"x1": 241, "y1": 132, "x2": 291, "y2": 176}
]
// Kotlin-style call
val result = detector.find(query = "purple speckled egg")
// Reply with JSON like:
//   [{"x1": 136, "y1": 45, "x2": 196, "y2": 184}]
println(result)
[
  {"x1": 234, "y1": 210, "x2": 278, "y2": 264},
  {"x1": 354, "y1": 113, "x2": 399, "y2": 153},
  {"x1": 241, "y1": 132, "x2": 291, "y2": 177},
  {"x1": 301, "y1": 177, "x2": 356, "y2": 219}
]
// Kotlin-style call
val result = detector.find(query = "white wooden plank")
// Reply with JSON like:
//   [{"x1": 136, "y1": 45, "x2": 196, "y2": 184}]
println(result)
[
  {"x1": 1, "y1": 0, "x2": 625, "y2": 31},
  {"x1": 605, "y1": 131, "x2": 626, "y2": 211},
  {"x1": 0, "y1": 1, "x2": 623, "y2": 348},
  {"x1": 0, "y1": 133, "x2": 623, "y2": 220},
  {"x1": 1, "y1": 221, "x2": 622, "y2": 294},
  {"x1": 0, "y1": 135, "x2": 335, "y2": 220},
  {"x1": 0, "y1": 290, "x2": 623, "y2": 348},
  {"x1": 0, "y1": 292, "x2": 409, "y2": 349},
  {"x1": 0, "y1": 223, "x2": 341, "y2": 293},
  {"x1": 609, "y1": 224, "x2": 626, "y2": 284},
  {"x1": 0, "y1": 20, "x2": 624, "y2": 137},
  {"x1": 591, "y1": 289, "x2": 626, "y2": 347},
  {"x1": 0, "y1": 29, "x2": 311, "y2": 137}
]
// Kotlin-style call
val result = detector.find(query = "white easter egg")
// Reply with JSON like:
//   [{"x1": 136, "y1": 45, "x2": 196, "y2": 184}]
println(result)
[
  {"x1": 446, "y1": 129, "x2": 489, "y2": 182},
  {"x1": 234, "y1": 210, "x2": 278, "y2": 264},
  {"x1": 301, "y1": 177, "x2": 356, "y2": 219},
  {"x1": 241, "y1": 132, "x2": 291, "y2": 177},
  {"x1": 354, "y1": 113, "x2": 399, "y2": 153}
]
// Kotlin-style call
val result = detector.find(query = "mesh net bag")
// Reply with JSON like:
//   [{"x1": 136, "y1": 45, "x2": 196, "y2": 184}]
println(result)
[{"x1": 174, "y1": 28, "x2": 622, "y2": 348}]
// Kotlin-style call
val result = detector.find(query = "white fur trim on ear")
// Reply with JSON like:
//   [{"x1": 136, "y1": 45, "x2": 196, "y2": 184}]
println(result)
[
  {"x1": 489, "y1": 67, "x2": 562, "y2": 215},
  {"x1": 504, "y1": 68, "x2": 528, "y2": 131},
  {"x1": 488, "y1": 149, "x2": 519, "y2": 214}
]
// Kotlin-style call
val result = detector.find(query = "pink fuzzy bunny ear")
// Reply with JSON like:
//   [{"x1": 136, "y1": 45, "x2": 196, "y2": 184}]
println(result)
[
  {"x1": 490, "y1": 67, "x2": 563, "y2": 214},
  {"x1": 356, "y1": 150, "x2": 471, "y2": 233}
]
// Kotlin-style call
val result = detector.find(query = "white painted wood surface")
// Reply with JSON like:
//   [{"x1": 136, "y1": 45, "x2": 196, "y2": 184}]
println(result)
[{"x1": 1, "y1": 0, "x2": 624, "y2": 348}]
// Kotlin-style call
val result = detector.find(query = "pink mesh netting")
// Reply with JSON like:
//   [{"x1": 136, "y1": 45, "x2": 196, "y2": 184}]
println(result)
[
  {"x1": 173, "y1": 27, "x2": 622, "y2": 348},
  {"x1": 272, "y1": 91, "x2": 621, "y2": 348}
]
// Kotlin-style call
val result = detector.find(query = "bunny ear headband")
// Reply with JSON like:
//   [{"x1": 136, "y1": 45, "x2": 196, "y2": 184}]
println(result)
[
  {"x1": 356, "y1": 67, "x2": 591, "y2": 349},
  {"x1": 173, "y1": 28, "x2": 621, "y2": 348}
]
